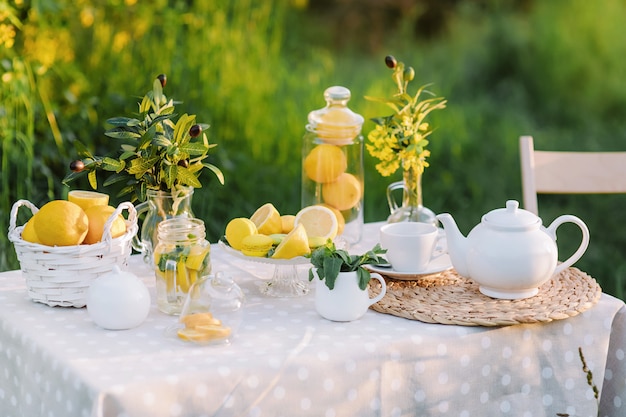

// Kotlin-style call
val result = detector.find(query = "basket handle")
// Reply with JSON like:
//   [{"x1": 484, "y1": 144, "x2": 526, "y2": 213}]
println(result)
[
  {"x1": 9, "y1": 200, "x2": 40, "y2": 234},
  {"x1": 102, "y1": 201, "x2": 138, "y2": 244}
]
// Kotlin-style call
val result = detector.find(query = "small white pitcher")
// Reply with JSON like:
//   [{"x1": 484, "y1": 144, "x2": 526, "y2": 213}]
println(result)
[{"x1": 314, "y1": 271, "x2": 387, "y2": 322}]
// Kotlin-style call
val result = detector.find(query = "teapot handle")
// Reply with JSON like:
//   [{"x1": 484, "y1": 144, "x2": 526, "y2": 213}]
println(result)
[{"x1": 546, "y1": 215, "x2": 590, "y2": 276}]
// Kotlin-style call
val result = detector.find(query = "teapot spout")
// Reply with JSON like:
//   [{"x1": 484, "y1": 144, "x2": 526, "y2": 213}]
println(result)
[{"x1": 436, "y1": 213, "x2": 470, "y2": 277}]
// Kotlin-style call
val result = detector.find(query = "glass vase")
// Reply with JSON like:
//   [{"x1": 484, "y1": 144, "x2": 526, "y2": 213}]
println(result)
[
  {"x1": 132, "y1": 186, "x2": 195, "y2": 266},
  {"x1": 386, "y1": 164, "x2": 437, "y2": 225}
]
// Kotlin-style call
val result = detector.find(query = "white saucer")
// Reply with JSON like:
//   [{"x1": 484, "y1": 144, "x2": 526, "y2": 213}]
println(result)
[{"x1": 365, "y1": 254, "x2": 453, "y2": 280}]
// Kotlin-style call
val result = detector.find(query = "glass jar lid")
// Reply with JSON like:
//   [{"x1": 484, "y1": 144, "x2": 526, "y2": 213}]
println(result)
[
  {"x1": 307, "y1": 86, "x2": 364, "y2": 145},
  {"x1": 156, "y1": 217, "x2": 206, "y2": 243}
]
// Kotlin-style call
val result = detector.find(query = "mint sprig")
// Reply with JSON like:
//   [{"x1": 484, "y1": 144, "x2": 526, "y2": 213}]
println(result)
[{"x1": 308, "y1": 241, "x2": 387, "y2": 290}]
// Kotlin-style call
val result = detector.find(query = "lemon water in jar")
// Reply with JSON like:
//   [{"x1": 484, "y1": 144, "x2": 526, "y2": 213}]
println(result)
[
  {"x1": 153, "y1": 218, "x2": 211, "y2": 315},
  {"x1": 302, "y1": 86, "x2": 365, "y2": 245}
]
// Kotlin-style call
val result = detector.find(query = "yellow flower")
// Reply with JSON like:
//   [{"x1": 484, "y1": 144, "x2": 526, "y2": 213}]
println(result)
[
  {"x1": 0, "y1": 23, "x2": 16, "y2": 49},
  {"x1": 365, "y1": 56, "x2": 446, "y2": 177}
]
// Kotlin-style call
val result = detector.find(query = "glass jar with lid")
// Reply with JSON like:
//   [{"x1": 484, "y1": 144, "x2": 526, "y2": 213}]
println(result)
[
  {"x1": 302, "y1": 86, "x2": 365, "y2": 245},
  {"x1": 153, "y1": 217, "x2": 211, "y2": 315}
]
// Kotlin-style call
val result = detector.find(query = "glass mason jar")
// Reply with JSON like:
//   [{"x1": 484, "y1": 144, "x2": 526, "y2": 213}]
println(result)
[
  {"x1": 153, "y1": 217, "x2": 211, "y2": 315},
  {"x1": 302, "y1": 86, "x2": 365, "y2": 245}
]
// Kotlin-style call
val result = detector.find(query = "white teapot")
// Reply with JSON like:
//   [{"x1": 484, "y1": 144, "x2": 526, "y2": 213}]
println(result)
[{"x1": 436, "y1": 200, "x2": 589, "y2": 299}]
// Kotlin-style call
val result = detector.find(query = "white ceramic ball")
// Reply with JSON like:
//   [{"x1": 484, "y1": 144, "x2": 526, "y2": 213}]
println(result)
[{"x1": 87, "y1": 265, "x2": 151, "y2": 330}]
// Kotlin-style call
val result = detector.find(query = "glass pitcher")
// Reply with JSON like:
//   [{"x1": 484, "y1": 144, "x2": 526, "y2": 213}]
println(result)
[{"x1": 132, "y1": 187, "x2": 195, "y2": 265}]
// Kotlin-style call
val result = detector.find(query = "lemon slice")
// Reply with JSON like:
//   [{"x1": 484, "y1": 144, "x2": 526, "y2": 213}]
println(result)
[
  {"x1": 68, "y1": 190, "x2": 110, "y2": 211},
  {"x1": 271, "y1": 223, "x2": 311, "y2": 259},
  {"x1": 185, "y1": 245, "x2": 210, "y2": 270},
  {"x1": 294, "y1": 205, "x2": 338, "y2": 241},
  {"x1": 318, "y1": 204, "x2": 345, "y2": 235},
  {"x1": 177, "y1": 326, "x2": 231, "y2": 342},
  {"x1": 225, "y1": 218, "x2": 258, "y2": 250},
  {"x1": 250, "y1": 203, "x2": 282, "y2": 235},
  {"x1": 180, "y1": 312, "x2": 222, "y2": 328}
]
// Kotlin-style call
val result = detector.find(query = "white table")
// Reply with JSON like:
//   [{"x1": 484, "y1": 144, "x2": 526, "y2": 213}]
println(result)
[{"x1": 1, "y1": 223, "x2": 625, "y2": 417}]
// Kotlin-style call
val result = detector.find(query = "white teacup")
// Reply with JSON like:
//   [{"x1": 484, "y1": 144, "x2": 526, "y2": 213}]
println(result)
[
  {"x1": 380, "y1": 222, "x2": 443, "y2": 272},
  {"x1": 314, "y1": 271, "x2": 386, "y2": 322}
]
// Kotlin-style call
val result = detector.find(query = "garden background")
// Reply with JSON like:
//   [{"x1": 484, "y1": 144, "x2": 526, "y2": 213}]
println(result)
[{"x1": 2, "y1": 0, "x2": 626, "y2": 299}]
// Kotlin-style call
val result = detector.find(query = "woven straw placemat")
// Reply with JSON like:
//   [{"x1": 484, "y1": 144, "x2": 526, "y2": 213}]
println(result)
[{"x1": 368, "y1": 267, "x2": 601, "y2": 326}]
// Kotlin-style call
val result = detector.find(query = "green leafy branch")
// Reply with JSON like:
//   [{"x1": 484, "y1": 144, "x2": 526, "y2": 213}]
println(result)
[
  {"x1": 308, "y1": 241, "x2": 387, "y2": 290},
  {"x1": 63, "y1": 74, "x2": 224, "y2": 202}
]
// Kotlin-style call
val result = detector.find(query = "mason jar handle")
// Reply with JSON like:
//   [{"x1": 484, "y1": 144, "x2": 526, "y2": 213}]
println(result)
[
  {"x1": 131, "y1": 201, "x2": 149, "y2": 253},
  {"x1": 386, "y1": 181, "x2": 406, "y2": 213},
  {"x1": 546, "y1": 215, "x2": 590, "y2": 276},
  {"x1": 164, "y1": 258, "x2": 178, "y2": 303}
]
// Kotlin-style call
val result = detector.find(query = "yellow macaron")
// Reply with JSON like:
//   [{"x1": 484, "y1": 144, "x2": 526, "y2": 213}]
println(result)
[{"x1": 240, "y1": 234, "x2": 274, "y2": 257}]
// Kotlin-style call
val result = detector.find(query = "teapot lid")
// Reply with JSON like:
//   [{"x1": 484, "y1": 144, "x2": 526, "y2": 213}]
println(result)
[{"x1": 482, "y1": 200, "x2": 541, "y2": 230}]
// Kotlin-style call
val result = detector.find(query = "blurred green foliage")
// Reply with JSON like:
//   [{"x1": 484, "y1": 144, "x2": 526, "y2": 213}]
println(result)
[{"x1": 1, "y1": 0, "x2": 625, "y2": 299}]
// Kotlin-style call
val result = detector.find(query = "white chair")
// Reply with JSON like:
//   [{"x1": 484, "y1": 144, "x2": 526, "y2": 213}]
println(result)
[{"x1": 519, "y1": 135, "x2": 626, "y2": 215}]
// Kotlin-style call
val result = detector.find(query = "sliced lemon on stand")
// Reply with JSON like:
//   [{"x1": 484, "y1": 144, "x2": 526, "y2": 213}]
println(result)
[
  {"x1": 294, "y1": 205, "x2": 338, "y2": 241},
  {"x1": 271, "y1": 223, "x2": 311, "y2": 259},
  {"x1": 280, "y1": 215, "x2": 296, "y2": 233},
  {"x1": 250, "y1": 203, "x2": 282, "y2": 235}
]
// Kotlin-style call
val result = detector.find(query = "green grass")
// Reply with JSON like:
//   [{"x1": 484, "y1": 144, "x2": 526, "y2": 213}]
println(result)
[{"x1": 2, "y1": 0, "x2": 626, "y2": 299}]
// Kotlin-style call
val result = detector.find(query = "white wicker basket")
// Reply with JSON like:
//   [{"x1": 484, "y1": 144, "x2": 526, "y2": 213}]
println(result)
[{"x1": 8, "y1": 199, "x2": 139, "y2": 308}]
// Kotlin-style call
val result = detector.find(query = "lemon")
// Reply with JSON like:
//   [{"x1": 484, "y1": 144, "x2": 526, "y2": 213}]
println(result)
[
  {"x1": 303, "y1": 144, "x2": 347, "y2": 183},
  {"x1": 294, "y1": 205, "x2": 338, "y2": 240},
  {"x1": 225, "y1": 218, "x2": 258, "y2": 250},
  {"x1": 83, "y1": 205, "x2": 127, "y2": 244},
  {"x1": 280, "y1": 214, "x2": 296, "y2": 234},
  {"x1": 271, "y1": 223, "x2": 311, "y2": 259},
  {"x1": 21, "y1": 216, "x2": 41, "y2": 244},
  {"x1": 319, "y1": 204, "x2": 345, "y2": 235},
  {"x1": 68, "y1": 190, "x2": 109, "y2": 211},
  {"x1": 250, "y1": 203, "x2": 282, "y2": 235},
  {"x1": 322, "y1": 173, "x2": 362, "y2": 211},
  {"x1": 33, "y1": 200, "x2": 89, "y2": 246}
]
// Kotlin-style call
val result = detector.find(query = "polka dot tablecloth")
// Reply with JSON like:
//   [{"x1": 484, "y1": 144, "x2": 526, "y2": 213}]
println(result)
[{"x1": 1, "y1": 223, "x2": 625, "y2": 417}]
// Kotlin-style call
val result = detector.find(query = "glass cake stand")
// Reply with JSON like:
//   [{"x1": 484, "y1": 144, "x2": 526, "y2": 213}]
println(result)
[{"x1": 218, "y1": 239, "x2": 311, "y2": 297}]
